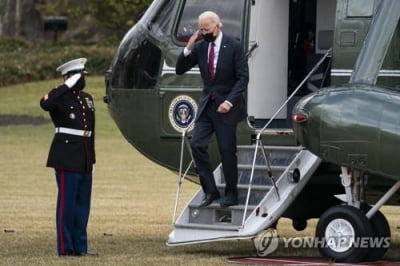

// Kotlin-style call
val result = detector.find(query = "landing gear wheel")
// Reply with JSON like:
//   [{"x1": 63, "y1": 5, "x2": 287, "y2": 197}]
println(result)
[
  {"x1": 316, "y1": 205, "x2": 372, "y2": 263},
  {"x1": 361, "y1": 204, "x2": 391, "y2": 261}
]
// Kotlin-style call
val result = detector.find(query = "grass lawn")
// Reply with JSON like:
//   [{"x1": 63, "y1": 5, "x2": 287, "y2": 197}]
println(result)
[{"x1": 0, "y1": 77, "x2": 399, "y2": 265}]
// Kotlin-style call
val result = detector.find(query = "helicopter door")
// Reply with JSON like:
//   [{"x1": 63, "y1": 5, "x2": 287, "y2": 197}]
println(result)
[
  {"x1": 161, "y1": 0, "x2": 248, "y2": 137},
  {"x1": 247, "y1": 0, "x2": 289, "y2": 124}
]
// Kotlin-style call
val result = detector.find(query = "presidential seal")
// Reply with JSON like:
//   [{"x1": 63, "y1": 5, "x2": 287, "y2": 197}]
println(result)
[{"x1": 168, "y1": 95, "x2": 198, "y2": 133}]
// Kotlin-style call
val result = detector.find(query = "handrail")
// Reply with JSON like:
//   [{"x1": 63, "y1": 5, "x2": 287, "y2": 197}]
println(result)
[
  {"x1": 241, "y1": 48, "x2": 332, "y2": 228},
  {"x1": 172, "y1": 129, "x2": 196, "y2": 225},
  {"x1": 256, "y1": 48, "x2": 332, "y2": 139},
  {"x1": 247, "y1": 42, "x2": 259, "y2": 58}
]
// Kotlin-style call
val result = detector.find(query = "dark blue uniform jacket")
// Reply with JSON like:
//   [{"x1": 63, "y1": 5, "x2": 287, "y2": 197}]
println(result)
[{"x1": 40, "y1": 84, "x2": 95, "y2": 173}]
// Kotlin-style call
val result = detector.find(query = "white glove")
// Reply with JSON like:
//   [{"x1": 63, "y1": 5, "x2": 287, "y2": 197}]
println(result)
[{"x1": 64, "y1": 73, "x2": 82, "y2": 88}]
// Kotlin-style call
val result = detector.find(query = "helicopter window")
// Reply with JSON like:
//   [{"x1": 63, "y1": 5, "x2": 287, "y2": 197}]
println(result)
[
  {"x1": 174, "y1": 0, "x2": 246, "y2": 44},
  {"x1": 111, "y1": 38, "x2": 162, "y2": 89},
  {"x1": 346, "y1": 0, "x2": 374, "y2": 18},
  {"x1": 149, "y1": 0, "x2": 175, "y2": 38}
]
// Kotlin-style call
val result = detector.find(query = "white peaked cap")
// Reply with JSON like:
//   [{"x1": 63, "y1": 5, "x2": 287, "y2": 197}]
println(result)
[{"x1": 56, "y1": 58, "x2": 87, "y2": 75}]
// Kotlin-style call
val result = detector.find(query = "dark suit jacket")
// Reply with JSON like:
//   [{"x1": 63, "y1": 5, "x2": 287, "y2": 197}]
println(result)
[
  {"x1": 176, "y1": 34, "x2": 249, "y2": 124},
  {"x1": 40, "y1": 84, "x2": 95, "y2": 173}
]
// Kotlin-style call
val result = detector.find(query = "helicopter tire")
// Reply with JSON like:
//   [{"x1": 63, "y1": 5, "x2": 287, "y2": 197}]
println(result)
[
  {"x1": 360, "y1": 204, "x2": 391, "y2": 261},
  {"x1": 315, "y1": 205, "x2": 372, "y2": 263}
]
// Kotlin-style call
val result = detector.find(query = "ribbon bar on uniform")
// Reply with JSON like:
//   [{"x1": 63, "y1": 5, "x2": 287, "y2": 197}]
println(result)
[{"x1": 55, "y1": 127, "x2": 92, "y2": 137}]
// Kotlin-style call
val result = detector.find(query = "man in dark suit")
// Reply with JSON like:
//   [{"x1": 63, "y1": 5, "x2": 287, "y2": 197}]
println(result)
[
  {"x1": 40, "y1": 58, "x2": 96, "y2": 256},
  {"x1": 176, "y1": 11, "x2": 249, "y2": 207}
]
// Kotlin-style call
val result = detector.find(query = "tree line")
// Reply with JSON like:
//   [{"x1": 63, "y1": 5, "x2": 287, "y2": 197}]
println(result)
[{"x1": 0, "y1": 0, "x2": 152, "y2": 43}]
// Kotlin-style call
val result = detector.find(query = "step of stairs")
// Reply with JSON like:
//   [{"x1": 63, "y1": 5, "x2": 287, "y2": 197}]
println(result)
[
  {"x1": 237, "y1": 145, "x2": 302, "y2": 166},
  {"x1": 213, "y1": 184, "x2": 271, "y2": 206},
  {"x1": 187, "y1": 201, "x2": 258, "y2": 226},
  {"x1": 230, "y1": 164, "x2": 285, "y2": 185},
  {"x1": 174, "y1": 222, "x2": 241, "y2": 231}
]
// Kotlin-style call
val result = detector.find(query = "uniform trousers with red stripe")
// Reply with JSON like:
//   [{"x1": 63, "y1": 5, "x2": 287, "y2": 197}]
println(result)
[{"x1": 55, "y1": 170, "x2": 92, "y2": 255}]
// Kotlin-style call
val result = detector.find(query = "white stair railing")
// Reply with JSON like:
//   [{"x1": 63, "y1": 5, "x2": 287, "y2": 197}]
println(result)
[
  {"x1": 241, "y1": 49, "x2": 332, "y2": 228},
  {"x1": 172, "y1": 129, "x2": 196, "y2": 225}
]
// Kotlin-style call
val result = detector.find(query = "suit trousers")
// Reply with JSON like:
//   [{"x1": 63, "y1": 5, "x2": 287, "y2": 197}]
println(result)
[
  {"x1": 191, "y1": 101, "x2": 238, "y2": 198},
  {"x1": 55, "y1": 170, "x2": 92, "y2": 255}
]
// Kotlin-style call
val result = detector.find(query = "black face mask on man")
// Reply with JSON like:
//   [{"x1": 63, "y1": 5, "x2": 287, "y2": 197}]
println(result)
[{"x1": 202, "y1": 32, "x2": 216, "y2": 43}]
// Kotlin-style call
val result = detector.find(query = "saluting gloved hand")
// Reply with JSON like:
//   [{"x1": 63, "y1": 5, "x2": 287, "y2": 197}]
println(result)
[{"x1": 64, "y1": 73, "x2": 82, "y2": 89}]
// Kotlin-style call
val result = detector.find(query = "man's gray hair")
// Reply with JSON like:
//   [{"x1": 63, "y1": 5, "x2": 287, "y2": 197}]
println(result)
[{"x1": 198, "y1": 11, "x2": 223, "y2": 27}]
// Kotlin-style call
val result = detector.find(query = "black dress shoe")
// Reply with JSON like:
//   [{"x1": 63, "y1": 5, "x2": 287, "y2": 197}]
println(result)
[
  {"x1": 220, "y1": 195, "x2": 238, "y2": 207},
  {"x1": 59, "y1": 252, "x2": 74, "y2": 256},
  {"x1": 199, "y1": 193, "x2": 220, "y2": 207}
]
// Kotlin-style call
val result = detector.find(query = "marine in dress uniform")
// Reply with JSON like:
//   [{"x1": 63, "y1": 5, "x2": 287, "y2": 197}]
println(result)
[{"x1": 40, "y1": 58, "x2": 96, "y2": 256}]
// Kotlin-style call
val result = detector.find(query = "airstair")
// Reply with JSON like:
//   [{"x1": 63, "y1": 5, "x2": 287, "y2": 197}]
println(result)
[
  {"x1": 167, "y1": 49, "x2": 330, "y2": 246},
  {"x1": 167, "y1": 144, "x2": 321, "y2": 245}
]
